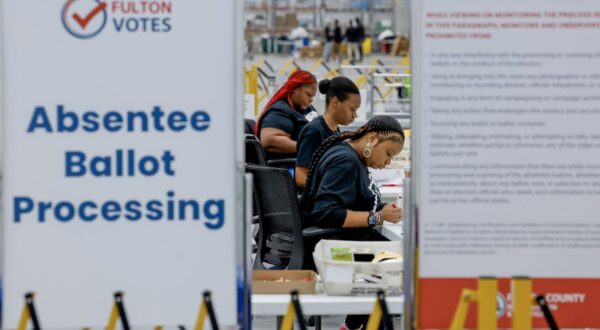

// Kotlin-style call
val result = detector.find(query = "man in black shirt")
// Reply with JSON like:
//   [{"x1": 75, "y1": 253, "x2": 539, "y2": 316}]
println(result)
[
  {"x1": 332, "y1": 20, "x2": 343, "y2": 64},
  {"x1": 323, "y1": 22, "x2": 334, "y2": 62},
  {"x1": 355, "y1": 17, "x2": 365, "y2": 62}
]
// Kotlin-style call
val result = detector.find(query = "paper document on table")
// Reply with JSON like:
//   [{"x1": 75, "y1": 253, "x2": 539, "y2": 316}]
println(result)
[
  {"x1": 386, "y1": 221, "x2": 404, "y2": 228},
  {"x1": 370, "y1": 168, "x2": 404, "y2": 186}
]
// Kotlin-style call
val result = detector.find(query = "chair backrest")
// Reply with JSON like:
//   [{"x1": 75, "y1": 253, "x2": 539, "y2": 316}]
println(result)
[
  {"x1": 244, "y1": 119, "x2": 256, "y2": 135},
  {"x1": 246, "y1": 164, "x2": 305, "y2": 269},
  {"x1": 245, "y1": 134, "x2": 267, "y2": 165}
]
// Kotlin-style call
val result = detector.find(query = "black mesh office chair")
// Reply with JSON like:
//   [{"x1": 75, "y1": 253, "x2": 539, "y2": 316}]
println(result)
[
  {"x1": 266, "y1": 158, "x2": 297, "y2": 171},
  {"x1": 245, "y1": 132, "x2": 295, "y2": 173},
  {"x1": 244, "y1": 119, "x2": 256, "y2": 135},
  {"x1": 245, "y1": 134, "x2": 267, "y2": 165},
  {"x1": 247, "y1": 164, "x2": 343, "y2": 270}
]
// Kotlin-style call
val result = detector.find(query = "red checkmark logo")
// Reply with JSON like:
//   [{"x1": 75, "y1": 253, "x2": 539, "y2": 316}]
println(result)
[{"x1": 72, "y1": 2, "x2": 106, "y2": 29}]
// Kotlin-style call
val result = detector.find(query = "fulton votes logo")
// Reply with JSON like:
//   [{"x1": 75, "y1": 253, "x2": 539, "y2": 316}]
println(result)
[
  {"x1": 62, "y1": 0, "x2": 108, "y2": 39},
  {"x1": 62, "y1": 0, "x2": 172, "y2": 39}
]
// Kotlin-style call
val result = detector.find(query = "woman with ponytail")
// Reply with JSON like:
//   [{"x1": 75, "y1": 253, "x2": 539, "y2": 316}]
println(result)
[
  {"x1": 295, "y1": 76, "x2": 360, "y2": 187},
  {"x1": 255, "y1": 70, "x2": 318, "y2": 161},
  {"x1": 300, "y1": 115, "x2": 405, "y2": 330}
]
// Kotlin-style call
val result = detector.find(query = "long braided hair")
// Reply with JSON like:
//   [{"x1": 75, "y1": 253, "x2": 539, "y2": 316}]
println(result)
[{"x1": 300, "y1": 115, "x2": 405, "y2": 210}]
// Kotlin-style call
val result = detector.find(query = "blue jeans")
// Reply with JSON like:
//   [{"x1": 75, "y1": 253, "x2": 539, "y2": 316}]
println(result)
[{"x1": 323, "y1": 41, "x2": 333, "y2": 62}]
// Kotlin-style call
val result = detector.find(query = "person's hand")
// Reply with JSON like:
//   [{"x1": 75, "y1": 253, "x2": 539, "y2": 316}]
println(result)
[{"x1": 380, "y1": 203, "x2": 403, "y2": 224}]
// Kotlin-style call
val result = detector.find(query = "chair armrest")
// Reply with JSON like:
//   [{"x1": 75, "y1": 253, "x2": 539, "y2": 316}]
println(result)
[
  {"x1": 302, "y1": 226, "x2": 344, "y2": 237},
  {"x1": 267, "y1": 158, "x2": 296, "y2": 168},
  {"x1": 303, "y1": 226, "x2": 375, "y2": 238}
]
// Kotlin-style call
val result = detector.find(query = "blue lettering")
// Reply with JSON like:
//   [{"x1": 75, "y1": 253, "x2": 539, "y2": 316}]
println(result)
[
  {"x1": 103, "y1": 111, "x2": 123, "y2": 132},
  {"x1": 57, "y1": 105, "x2": 79, "y2": 132},
  {"x1": 14, "y1": 197, "x2": 34, "y2": 222},
  {"x1": 151, "y1": 106, "x2": 165, "y2": 131},
  {"x1": 12, "y1": 194, "x2": 224, "y2": 227},
  {"x1": 151, "y1": 17, "x2": 160, "y2": 31},
  {"x1": 102, "y1": 201, "x2": 121, "y2": 221},
  {"x1": 27, "y1": 106, "x2": 53, "y2": 132},
  {"x1": 54, "y1": 201, "x2": 75, "y2": 222},
  {"x1": 90, "y1": 156, "x2": 111, "y2": 177},
  {"x1": 162, "y1": 151, "x2": 175, "y2": 176},
  {"x1": 191, "y1": 111, "x2": 211, "y2": 131},
  {"x1": 167, "y1": 111, "x2": 187, "y2": 131},
  {"x1": 79, "y1": 201, "x2": 98, "y2": 221},
  {"x1": 116, "y1": 149, "x2": 123, "y2": 176},
  {"x1": 147, "y1": 200, "x2": 162, "y2": 220},
  {"x1": 139, "y1": 156, "x2": 159, "y2": 176},
  {"x1": 126, "y1": 18, "x2": 139, "y2": 31},
  {"x1": 126, "y1": 112, "x2": 148, "y2": 132},
  {"x1": 163, "y1": 18, "x2": 171, "y2": 32},
  {"x1": 39, "y1": 202, "x2": 52, "y2": 222},
  {"x1": 82, "y1": 112, "x2": 100, "y2": 132},
  {"x1": 127, "y1": 149, "x2": 135, "y2": 175},
  {"x1": 167, "y1": 190, "x2": 175, "y2": 220},
  {"x1": 179, "y1": 199, "x2": 200, "y2": 220},
  {"x1": 124, "y1": 201, "x2": 142, "y2": 221},
  {"x1": 139, "y1": 17, "x2": 150, "y2": 31},
  {"x1": 66, "y1": 151, "x2": 87, "y2": 177},
  {"x1": 113, "y1": 18, "x2": 125, "y2": 31},
  {"x1": 204, "y1": 199, "x2": 224, "y2": 230}
]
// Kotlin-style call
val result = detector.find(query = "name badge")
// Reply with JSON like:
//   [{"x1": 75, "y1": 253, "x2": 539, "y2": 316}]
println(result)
[{"x1": 304, "y1": 111, "x2": 319, "y2": 122}]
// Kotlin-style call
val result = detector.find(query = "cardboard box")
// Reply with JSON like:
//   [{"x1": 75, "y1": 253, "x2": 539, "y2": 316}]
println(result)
[
  {"x1": 299, "y1": 46, "x2": 323, "y2": 58},
  {"x1": 393, "y1": 36, "x2": 410, "y2": 56},
  {"x1": 275, "y1": 16, "x2": 286, "y2": 27},
  {"x1": 285, "y1": 13, "x2": 299, "y2": 27},
  {"x1": 252, "y1": 270, "x2": 317, "y2": 294}
]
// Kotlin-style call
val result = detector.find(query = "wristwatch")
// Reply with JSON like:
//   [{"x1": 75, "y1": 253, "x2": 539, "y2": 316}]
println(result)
[
  {"x1": 368, "y1": 211, "x2": 382, "y2": 227},
  {"x1": 367, "y1": 211, "x2": 376, "y2": 227}
]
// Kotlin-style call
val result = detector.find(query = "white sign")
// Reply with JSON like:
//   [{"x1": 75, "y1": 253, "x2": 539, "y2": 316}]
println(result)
[
  {"x1": 414, "y1": 0, "x2": 600, "y2": 279},
  {"x1": 2, "y1": 0, "x2": 243, "y2": 328},
  {"x1": 244, "y1": 94, "x2": 256, "y2": 119}
]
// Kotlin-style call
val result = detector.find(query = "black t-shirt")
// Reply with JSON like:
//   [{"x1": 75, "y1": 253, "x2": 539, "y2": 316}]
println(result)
[
  {"x1": 258, "y1": 99, "x2": 318, "y2": 160},
  {"x1": 356, "y1": 24, "x2": 365, "y2": 41},
  {"x1": 324, "y1": 26, "x2": 334, "y2": 42},
  {"x1": 333, "y1": 26, "x2": 342, "y2": 43},
  {"x1": 296, "y1": 116, "x2": 339, "y2": 167},
  {"x1": 346, "y1": 26, "x2": 359, "y2": 42},
  {"x1": 302, "y1": 142, "x2": 384, "y2": 228}
]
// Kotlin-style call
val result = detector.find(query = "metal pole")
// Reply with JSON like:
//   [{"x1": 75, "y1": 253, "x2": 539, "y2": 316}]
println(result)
[
  {"x1": 267, "y1": 0, "x2": 274, "y2": 29},
  {"x1": 243, "y1": 173, "x2": 254, "y2": 329},
  {"x1": 512, "y1": 277, "x2": 533, "y2": 330},
  {"x1": 477, "y1": 277, "x2": 498, "y2": 330},
  {"x1": 402, "y1": 178, "x2": 412, "y2": 330}
]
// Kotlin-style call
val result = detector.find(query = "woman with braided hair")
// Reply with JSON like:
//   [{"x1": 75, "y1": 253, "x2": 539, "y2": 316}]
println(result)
[
  {"x1": 300, "y1": 115, "x2": 404, "y2": 229},
  {"x1": 295, "y1": 76, "x2": 360, "y2": 187},
  {"x1": 300, "y1": 115, "x2": 404, "y2": 330},
  {"x1": 255, "y1": 70, "x2": 318, "y2": 161}
]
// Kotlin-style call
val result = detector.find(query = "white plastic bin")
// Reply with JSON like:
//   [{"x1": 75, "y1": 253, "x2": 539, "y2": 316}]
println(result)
[{"x1": 313, "y1": 240, "x2": 403, "y2": 296}]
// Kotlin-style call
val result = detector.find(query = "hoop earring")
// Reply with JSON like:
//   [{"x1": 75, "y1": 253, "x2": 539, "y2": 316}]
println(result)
[{"x1": 363, "y1": 143, "x2": 372, "y2": 158}]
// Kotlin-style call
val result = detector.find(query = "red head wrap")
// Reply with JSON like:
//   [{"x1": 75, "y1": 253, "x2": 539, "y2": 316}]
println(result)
[{"x1": 254, "y1": 70, "x2": 317, "y2": 134}]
